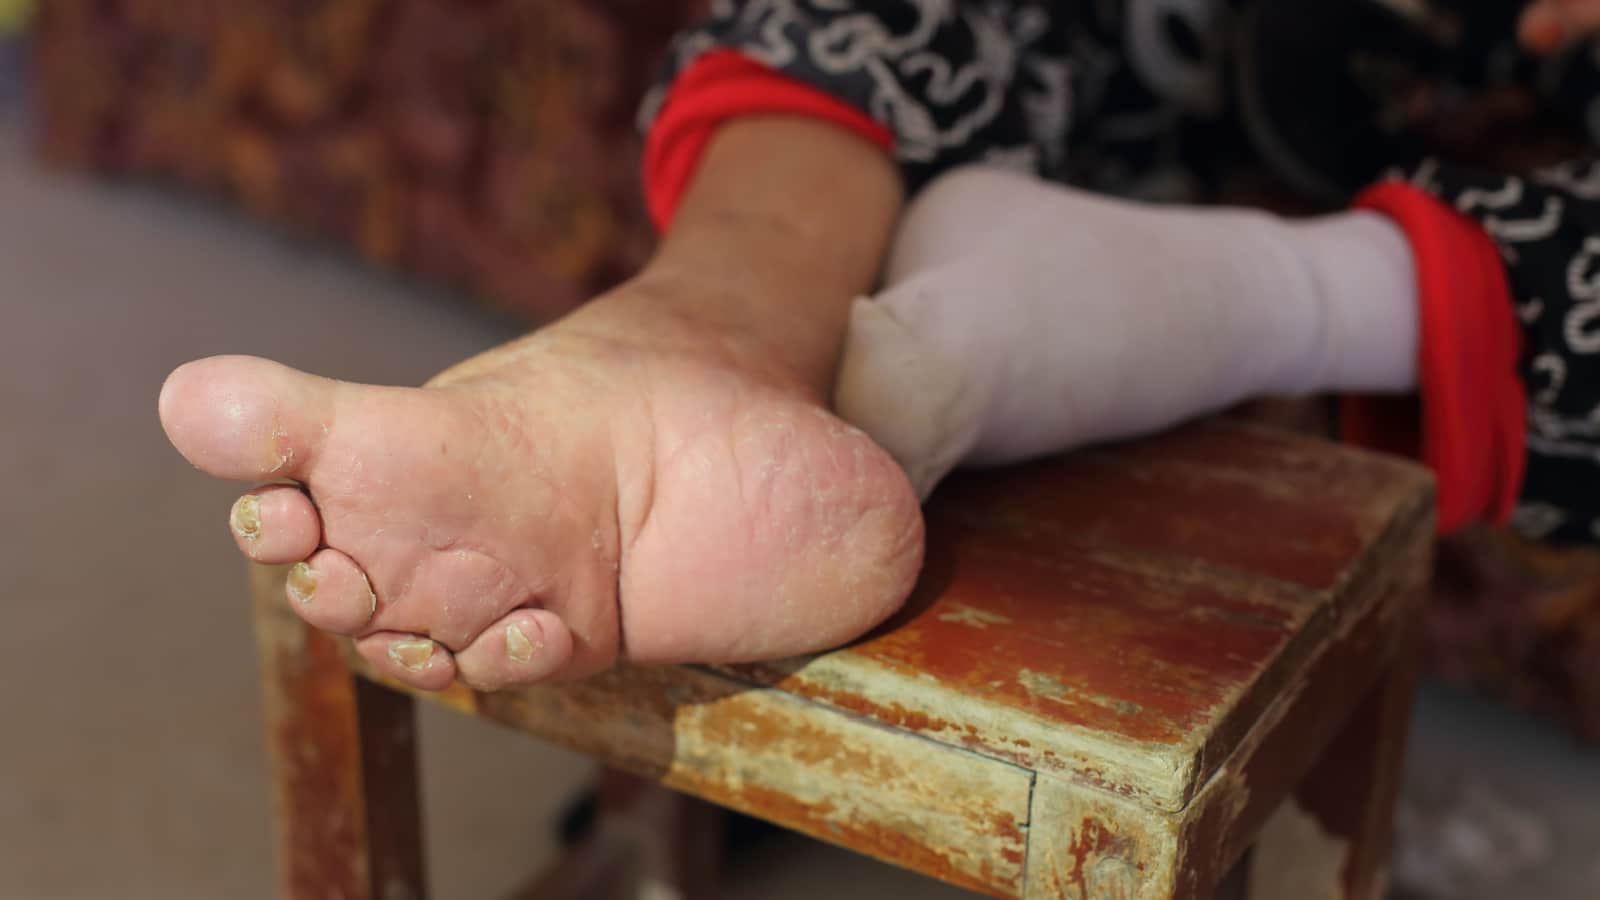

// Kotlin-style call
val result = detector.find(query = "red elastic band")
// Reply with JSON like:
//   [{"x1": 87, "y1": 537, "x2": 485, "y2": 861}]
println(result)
[
  {"x1": 642, "y1": 49, "x2": 896, "y2": 231},
  {"x1": 1344, "y1": 181, "x2": 1527, "y2": 533}
]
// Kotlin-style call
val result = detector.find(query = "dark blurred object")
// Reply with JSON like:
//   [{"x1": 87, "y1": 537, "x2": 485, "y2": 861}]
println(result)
[
  {"x1": 33, "y1": 0, "x2": 707, "y2": 320},
  {"x1": 0, "y1": 7, "x2": 25, "y2": 119},
  {"x1": 1235, "y1": 0, "x2": 1581, "y2": 203},
  {"x1": 1430, "y1": 527, "x2": 1600, "y2": 741},
  {"x1": 0, "y1": 41, "x2": 22, "y2": 119}
]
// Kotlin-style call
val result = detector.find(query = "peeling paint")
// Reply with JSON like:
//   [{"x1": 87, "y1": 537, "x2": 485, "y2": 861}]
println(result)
[{"x1": 938, "y1": 604, "x2": 1014, "y2": 629}]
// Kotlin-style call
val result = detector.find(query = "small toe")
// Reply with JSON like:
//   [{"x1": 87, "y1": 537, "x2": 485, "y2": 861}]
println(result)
[
  {"x1": 354, "y1": 632, "x2": 457, "y2": 692},
  {"x1": 230, "y1": 485, "x2": 321, "y2": 564},
  {"x1": 453, "y1": 608, "x2": 575, "y2": 691},
  {"x1": 284, "y1": 548, "x2": 377, "y2": 635}
]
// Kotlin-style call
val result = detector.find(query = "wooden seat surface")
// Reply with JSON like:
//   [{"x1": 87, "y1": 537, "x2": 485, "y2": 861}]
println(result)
[
  {"x1": 256, "y1": 419, "x2": 1434, "y2": 898},
  {"x1": 725, "y1": 420, "x2": 1430, "y2": 806}
]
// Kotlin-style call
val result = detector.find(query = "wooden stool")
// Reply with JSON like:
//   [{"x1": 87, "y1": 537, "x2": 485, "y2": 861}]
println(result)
[{"x1": 250, "y1": 420, "x2": 1433, "y2": 899}]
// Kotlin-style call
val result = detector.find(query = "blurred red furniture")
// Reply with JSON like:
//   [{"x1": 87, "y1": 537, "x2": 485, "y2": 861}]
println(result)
[{"x1": 35, "y1": 0, "x2": 705, "y2": 319}]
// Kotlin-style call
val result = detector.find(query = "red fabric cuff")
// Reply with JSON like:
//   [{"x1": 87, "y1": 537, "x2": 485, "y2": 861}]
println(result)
[
  {"x1": 1343, "y1": 182, "x2": 1526, "y2": 534},
  {"x1": 641, "y1": 49, "x2": 896, "y2": 231}
]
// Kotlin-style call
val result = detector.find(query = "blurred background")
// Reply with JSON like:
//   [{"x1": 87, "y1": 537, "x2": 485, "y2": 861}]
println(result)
[{"x1": 1, "y1": 2, "x2": 1597, "y2": 898}]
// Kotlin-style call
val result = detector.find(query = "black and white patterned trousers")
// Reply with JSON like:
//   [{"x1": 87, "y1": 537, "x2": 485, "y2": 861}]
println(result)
[{"x1": 643, "y1": 0, "x2": 1600, "y2": 543}]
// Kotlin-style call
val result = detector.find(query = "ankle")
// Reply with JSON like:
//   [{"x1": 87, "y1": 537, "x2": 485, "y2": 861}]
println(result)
[
  {"x1": 570, "y1": 269, "x2": 840, "y2": 400},
  {"x1": 1284, "y1": 211, "x2": 1420, "y2": 394}
]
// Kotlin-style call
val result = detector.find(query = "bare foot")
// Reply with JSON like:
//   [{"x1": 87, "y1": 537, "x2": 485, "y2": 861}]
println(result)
[{"x1": 158, "y1": 284, "x2": 924, "y2": 691}]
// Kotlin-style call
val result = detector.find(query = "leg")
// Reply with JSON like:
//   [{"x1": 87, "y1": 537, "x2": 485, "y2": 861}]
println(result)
[
  {"x1": 511, "y1": 771, "x2": 724, "y2": 900},
  {"x1": 1249, "y1": 653, "x2": 1419, "y2": 900},
  {"x1": 253, "y1": 563, "x2": 428, "y2": 900}
]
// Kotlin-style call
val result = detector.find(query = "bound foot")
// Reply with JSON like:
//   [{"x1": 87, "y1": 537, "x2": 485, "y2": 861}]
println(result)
[
  {"x1": 834, "y1": 166, "x2": 1418, "y2": 498},
  {"x1": 159, "y1": 281, "x2": 923, "y2": 691}
]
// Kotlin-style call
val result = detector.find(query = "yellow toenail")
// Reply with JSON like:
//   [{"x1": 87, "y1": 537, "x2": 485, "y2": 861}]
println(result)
[
  {"x1": 230, "y1": 495, "x2": 262, "y2": 542},
  {"x1": 505, "y1": 623, "x2": 541, "y2": 663},
  {"x1": 286, "y1": 562, "x2": 317, "y2": 604},
  {"x1": 388, "y1": 639, "x2": 434, "y2": 672}
]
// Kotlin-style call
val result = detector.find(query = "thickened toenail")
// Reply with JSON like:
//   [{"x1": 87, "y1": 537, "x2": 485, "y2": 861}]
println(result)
[
  {"x1": 286, "y1": 562, "x2": 317, "y2": 604},
  {"x1": 230, "y1": 495, "x2": 262, "y2": 541},
  {"x1": 389, "y1": 639, "x2": 434, "y2": 672},
  {"x1": 505, "y1": 623, "x2": 541, "y2": 662}
]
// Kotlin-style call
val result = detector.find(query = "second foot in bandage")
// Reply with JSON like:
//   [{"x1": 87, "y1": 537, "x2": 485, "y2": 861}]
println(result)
[{"x1": 835, "y1": 165, "x2": 1420, "y2": 498}]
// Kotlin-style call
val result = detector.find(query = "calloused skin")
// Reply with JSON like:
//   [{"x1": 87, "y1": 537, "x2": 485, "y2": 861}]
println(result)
[{"x1": 159, "y1": 118, "x2": 926, "y2": 692}]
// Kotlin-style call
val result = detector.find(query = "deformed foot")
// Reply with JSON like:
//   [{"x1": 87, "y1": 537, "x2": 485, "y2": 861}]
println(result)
[{"x1": 160, "y1": 316, "x2": 923, "y2": 692}]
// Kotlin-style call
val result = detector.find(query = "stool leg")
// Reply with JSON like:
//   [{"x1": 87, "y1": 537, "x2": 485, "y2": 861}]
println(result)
[
  {"x1": 252, "y1": 563, "x2": 428, "y2": 900},
  {"x1": 1249, "y1": 653, "x2": 1419, "y2": 900}
]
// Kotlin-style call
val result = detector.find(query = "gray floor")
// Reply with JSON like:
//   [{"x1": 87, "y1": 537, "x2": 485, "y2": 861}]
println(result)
[{"x1": 1, "y1": 79, "x2": 1595, "y2": 899}]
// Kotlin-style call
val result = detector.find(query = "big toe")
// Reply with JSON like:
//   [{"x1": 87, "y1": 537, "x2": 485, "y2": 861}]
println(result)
[{"x1": 158, "y1": 355, "x2": 337, "y2": 481}]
